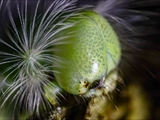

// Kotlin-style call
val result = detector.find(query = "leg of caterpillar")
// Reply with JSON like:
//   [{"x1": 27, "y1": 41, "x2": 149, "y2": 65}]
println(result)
[
  {"x1": 83, "y1": 69, "x2": 120, "y2": 119},
  {"x1": 85, "y1": 81, "x2": 151, "y2": 120}
]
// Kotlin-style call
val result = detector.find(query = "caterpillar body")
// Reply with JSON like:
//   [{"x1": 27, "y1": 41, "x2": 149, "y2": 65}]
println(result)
[{"x1": 1, "y1": 0, "x2": 159, "y2": 119}]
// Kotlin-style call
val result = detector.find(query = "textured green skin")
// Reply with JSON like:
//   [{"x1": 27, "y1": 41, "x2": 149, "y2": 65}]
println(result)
[{"x1": 53, "y1": 10, "x2": 121, "y2": 94}]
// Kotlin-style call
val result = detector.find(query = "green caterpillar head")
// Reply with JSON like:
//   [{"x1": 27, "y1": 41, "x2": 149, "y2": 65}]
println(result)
[{"x1": 53, "y1": 10, "x2": 121, "y2": 95}]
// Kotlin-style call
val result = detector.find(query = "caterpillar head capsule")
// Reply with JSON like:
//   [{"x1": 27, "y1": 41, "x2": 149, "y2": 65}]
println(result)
[{"x1": 53, "y1": 10, "x2": 121, "y2": 95}]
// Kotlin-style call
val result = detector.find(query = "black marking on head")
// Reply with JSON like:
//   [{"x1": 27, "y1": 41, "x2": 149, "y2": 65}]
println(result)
[{"x1": 89, "y1": 80, "x2": 101, "y2": 89}]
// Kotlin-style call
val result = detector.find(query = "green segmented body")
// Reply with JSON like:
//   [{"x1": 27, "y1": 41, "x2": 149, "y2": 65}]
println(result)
[{"x1": 53, "y1": 10, "x2": 121, "y2": 94}]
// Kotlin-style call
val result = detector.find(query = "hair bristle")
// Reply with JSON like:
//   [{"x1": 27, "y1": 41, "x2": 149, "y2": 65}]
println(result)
[{"x1": 0, "y1": 0, "x2": 78, "y2": 119}]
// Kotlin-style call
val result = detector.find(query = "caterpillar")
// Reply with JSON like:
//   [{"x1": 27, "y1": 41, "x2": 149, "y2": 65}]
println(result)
[{"x1": 0, "y1": 0, "x2": 160, "y2": 120}]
